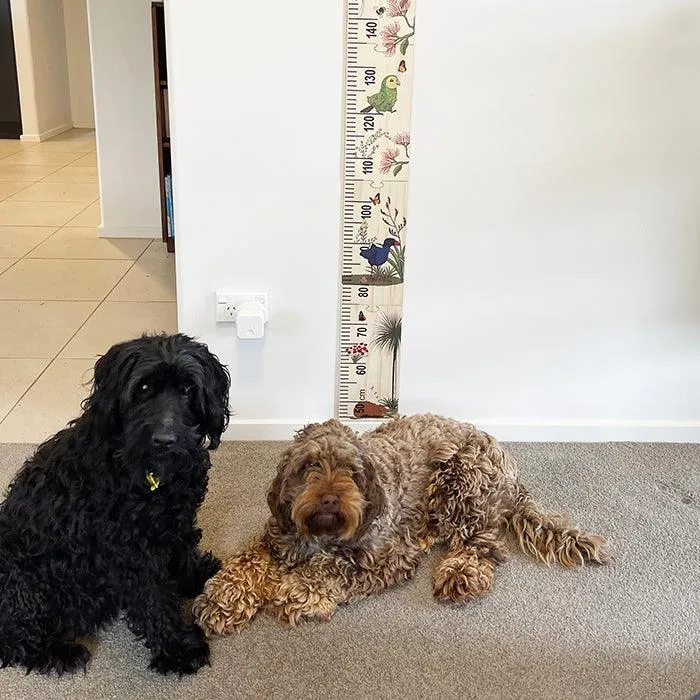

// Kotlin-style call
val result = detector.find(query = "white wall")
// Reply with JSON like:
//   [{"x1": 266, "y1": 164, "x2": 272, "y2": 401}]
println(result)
[
  {"x1": 168, "y1": 0, "x2": 700, "y2": 441},
  {"x1": 87, "y1": 0, "x2": 161, "y2": 237},
  {"x1": 62, "y1": 0, "x2": 95, "y2": 128},
  {"x1": 401, "y1": 0, "x2": 700, "y2": 441},
  {"x1": 10, "y1": 0, "x2": 73, "y2": 140},
  {"x1": 167, "y1": 0, "x2": 342, "y2": 432}
]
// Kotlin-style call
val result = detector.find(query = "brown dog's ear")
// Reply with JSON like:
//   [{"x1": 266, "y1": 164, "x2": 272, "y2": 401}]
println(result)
[
  {"x1": 266, "y1": 447, "x2": 296, "y2": 533},
  {"x1": 266, "y1": 472, "x2": 294, "y2": 533},
  {"x1": 355, "y1": 450, "x2": 386, "y2": 537}
]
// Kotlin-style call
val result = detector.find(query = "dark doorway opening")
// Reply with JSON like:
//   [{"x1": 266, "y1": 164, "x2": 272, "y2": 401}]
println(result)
[{"x1": 0, "y1": 0, "x2": 22, "y2": 139}]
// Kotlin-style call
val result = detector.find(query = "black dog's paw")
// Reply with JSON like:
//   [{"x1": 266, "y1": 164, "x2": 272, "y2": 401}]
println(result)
[
  {"x1": 31, "y1": 641, "x2": 91, "y2": 676},
  {"x1": 200, "y1": 552, "x2": 222, "y2": 579},
  {"x1": 179, "y1": 552, "x2": 222, "y2": 598},
  {"x1": 148, "y1": 625, "x2": 210, "y2": 677}
]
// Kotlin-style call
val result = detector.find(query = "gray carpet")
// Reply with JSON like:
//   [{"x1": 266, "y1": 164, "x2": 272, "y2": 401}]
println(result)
[{"x1": 0, "y1": 441, "x2": 698, "y2": 700}]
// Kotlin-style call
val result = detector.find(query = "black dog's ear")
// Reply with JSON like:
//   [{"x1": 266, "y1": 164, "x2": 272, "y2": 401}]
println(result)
[
  {"x1": 192, "y1": 342, "x2": 230, "y2": 449},
  {"x1": 82, "y1": 340, "x2": 139, "y2": 434},
  {"x1": 355, "y1": 449, "x2": 386, "y2": 537}
]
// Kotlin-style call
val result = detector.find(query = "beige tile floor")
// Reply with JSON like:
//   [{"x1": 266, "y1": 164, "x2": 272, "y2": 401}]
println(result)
[{"x1": 0, "y1": 129, "x2": 177, "y2": 443}]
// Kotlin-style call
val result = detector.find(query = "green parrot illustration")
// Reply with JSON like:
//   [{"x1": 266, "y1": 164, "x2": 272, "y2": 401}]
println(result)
[{"x1": 360, "y1": 75, "x2": 400, "y2": 114}]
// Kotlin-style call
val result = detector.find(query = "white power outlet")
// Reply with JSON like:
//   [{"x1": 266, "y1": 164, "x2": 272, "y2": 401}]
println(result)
[
  {"x1": 216, "y1": 292, "x2": 268, "y2": 325},
  {"x1": 215, "y1": 300, "x2": 237, "y2": 323}
]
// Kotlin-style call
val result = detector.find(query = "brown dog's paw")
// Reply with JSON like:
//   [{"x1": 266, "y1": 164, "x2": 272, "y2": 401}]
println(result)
[
  {"x1": 191, "y1": 546, "x2": 279, "y2": 637},
  {"x1": 192, "y1": 579, "x2": 262, "y2": 637},
  {"x1": 433, "y1": 553, "x2": 494, "y2": 604},
  {"x1": 266, "y1": 576, "x2": 338, "y2": 627}
]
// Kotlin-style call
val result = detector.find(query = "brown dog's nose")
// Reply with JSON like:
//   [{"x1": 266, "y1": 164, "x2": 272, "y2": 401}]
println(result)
[{"x1": 321, "y1": 494, "x2": 339, "y2": 510}]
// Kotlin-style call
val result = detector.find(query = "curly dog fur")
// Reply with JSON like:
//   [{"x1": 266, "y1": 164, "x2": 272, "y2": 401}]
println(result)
[
  {"x1": 0, "y1": 333, "x2": 230, "y2": 676},
  {"x1": 194, "y1": 415, "x2": 611, "y2": 634}
]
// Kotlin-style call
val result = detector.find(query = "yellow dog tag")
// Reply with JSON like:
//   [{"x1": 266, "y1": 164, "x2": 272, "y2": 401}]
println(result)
[{"x1": 146, "y1": 471, "x2": 160, "y2": 491}]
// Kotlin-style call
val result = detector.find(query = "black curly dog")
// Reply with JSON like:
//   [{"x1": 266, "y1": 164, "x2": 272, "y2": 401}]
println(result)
[{"x1": 0, "y1": 334, "x2": 230, "y2": 676}]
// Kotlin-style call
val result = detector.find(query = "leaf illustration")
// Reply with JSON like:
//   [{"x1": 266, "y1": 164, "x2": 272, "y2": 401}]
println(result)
[
  {"x1": 393, "y1": 164, "x2": 404, "y2": 176},
  {"x1": 400, "y1": 38, "x2": 409, "y2": 55}
]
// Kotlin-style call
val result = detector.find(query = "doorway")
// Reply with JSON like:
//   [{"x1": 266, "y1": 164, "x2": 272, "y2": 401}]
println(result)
[{"x1": 0, "y1": 0, "x2": 22, "y2": 139}]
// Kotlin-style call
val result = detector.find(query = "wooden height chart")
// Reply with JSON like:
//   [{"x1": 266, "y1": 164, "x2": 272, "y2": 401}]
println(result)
[{"x1": 338, "y1": 0, "x2": 416, "y2": 421}]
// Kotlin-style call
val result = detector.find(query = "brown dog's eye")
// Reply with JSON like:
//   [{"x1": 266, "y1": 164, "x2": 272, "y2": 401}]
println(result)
[{"x1": 304, "y1": 461, "x2": 320, "y2": 472}]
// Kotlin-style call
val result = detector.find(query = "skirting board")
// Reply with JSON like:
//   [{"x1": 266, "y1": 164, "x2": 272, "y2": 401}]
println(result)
[
  {"x1": 222, "y1": 419, "x2": 700, "y2": 443},
  {"x1": 72, "y1": 121, "x2": 95, "y2": 129},
  {"x1": 20, "y1": 123, "x2": 72, "y2": 142},
  {"x1": 97, "y1": 225, "x2": 161, "y2": 239}
]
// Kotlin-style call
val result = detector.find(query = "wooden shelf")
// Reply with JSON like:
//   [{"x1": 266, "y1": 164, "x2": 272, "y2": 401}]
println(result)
[{"x1": 151, "y1": 2, "x2": 174, "y2": 253}]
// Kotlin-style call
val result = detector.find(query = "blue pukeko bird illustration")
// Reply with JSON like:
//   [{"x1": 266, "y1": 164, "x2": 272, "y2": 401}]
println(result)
[{"x1": 360, "y1": 237, "x2": 400, "y2": 267}]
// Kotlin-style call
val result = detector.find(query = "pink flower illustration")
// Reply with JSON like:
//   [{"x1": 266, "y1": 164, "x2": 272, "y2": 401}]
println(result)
[
  {"x1": 380, "y1": 22, "x2": 401, "y2": 55},
  {"x1": 386, "y1": 0, "x2": 411, "y2": 18},
  {"x1": 378, "y1": 0, "x2": 414, "y2": 55},
  {"x1": 379, "y1": 148, "x2": 401, "y2": 174},
  {"x1": 391, "y1": 132, "x2": 410, "y2": 160},
  {"x1": 379, "y1": 135, "x2": 410, "y2": 177}
]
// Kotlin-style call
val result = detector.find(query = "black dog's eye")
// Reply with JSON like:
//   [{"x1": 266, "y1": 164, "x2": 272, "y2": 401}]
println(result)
[
  {"x1": 180, "y1": 384, "x2": 194, "y2": 397},
  {"x1": 139, "y1": 383, "x2": 150, "y2": 393}
]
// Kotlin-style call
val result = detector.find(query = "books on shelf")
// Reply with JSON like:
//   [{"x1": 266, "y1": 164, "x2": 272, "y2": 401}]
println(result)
[
  {"x1": 164, "y1": 174, "x2": 175, "y2": 239},
  {"x1": 163, "y1": 88, "x2": 170, "y2": 138}
]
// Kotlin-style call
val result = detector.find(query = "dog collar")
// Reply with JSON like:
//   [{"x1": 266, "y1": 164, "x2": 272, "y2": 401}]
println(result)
[{"x1": 146, "y1": 471, "x2": 160, "y2": 491}]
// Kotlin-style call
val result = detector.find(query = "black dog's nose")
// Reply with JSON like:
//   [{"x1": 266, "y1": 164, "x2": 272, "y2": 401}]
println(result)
[
  {"x1": 152, "y1": 432, "x2": 177, "y2": 448},
  {"x1": 321, "y1": 494, "x2": 339, "y2": 509}
]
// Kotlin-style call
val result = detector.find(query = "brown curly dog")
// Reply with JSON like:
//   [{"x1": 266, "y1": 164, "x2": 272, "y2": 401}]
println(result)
[{"x1": 193, "y1": 415, "x2": 612, "y2": 635}]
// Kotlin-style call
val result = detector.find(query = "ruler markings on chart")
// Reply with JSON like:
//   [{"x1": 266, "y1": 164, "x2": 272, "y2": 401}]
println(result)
[{"x1": 336, "y1": 0, "x2": 417, "y2": 421}]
